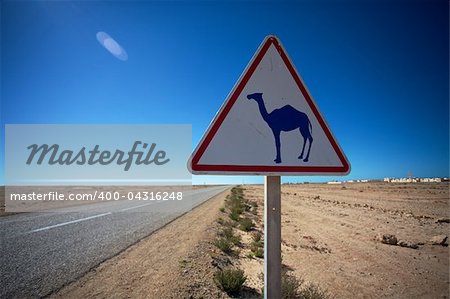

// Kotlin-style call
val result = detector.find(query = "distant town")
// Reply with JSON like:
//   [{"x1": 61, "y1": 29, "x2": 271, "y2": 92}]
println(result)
[{"x1": 325, "y1": 177, "x2": 448, "y2": 184}]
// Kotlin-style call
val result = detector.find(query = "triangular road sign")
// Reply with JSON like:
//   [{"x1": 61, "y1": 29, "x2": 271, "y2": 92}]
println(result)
[{"x1": 188, "y1": 36, "x2": 350, "y2": 175}]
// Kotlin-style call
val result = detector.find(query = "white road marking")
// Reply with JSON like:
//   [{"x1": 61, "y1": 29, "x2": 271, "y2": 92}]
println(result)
[
  {"x1": 119, "y1": 202, "x2": 156, "y2": 212},
  {"x1": 28, "y1": 212, "x2": 112, "y2": 233}
]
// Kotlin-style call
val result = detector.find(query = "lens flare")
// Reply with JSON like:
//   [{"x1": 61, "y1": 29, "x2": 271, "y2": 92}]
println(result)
[{"x1": 96, "y1": 31, "x2": 128, "y2": 61}]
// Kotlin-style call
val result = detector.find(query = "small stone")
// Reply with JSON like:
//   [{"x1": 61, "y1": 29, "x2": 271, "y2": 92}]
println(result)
[
  {"x1": 397, "y1": 240, "x2": 419, "y2": 249},
  {"x1": 435, "y1": 218, "x2": 450, "y2": 224},
  {"x1": 429, "y1": 235, "x2": 448, "y2": 245},
  {"x1": 375, "y1": 233, "x2": 398, "y2": 245}
]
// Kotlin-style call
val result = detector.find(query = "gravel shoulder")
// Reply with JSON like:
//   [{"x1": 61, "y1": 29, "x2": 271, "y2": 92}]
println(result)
[{"x1": 50, "y1": 189, "x2": 230, "y2": 299}]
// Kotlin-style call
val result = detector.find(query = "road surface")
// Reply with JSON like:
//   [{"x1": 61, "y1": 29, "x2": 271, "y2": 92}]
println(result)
[{"x1": 0, "y1": 186, "x2": 230, "y2": 298}]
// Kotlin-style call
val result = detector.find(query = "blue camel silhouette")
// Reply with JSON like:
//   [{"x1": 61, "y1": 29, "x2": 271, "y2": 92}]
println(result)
[{"x1": 247, "y1": 93, "x2": 313, "y2": 163}]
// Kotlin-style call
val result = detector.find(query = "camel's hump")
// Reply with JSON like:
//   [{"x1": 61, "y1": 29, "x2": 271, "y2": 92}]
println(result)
[{"x1": 272, "y1": 105, "x2": 306, "y2": 115}]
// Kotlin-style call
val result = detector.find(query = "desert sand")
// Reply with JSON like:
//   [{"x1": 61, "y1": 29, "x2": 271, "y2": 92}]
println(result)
[
  {"x1": 51, "y1": 182, "x2": 449, "y2": 298},
  {"x1": 246, "y1": 182, "x2": 449, "y2": 298}
]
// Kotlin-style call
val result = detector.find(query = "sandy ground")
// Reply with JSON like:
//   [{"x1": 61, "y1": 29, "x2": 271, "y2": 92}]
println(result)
[
  {"x1": 243, "y1": 182, "x2": 449, "y2": 298},
  {"x1": 50, "y1": 182, "x2": 449, "y2": 299}
]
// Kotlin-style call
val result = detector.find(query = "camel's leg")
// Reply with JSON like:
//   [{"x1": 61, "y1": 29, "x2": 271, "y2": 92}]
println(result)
[
  {"x1": 303, "y1": 135, "x2": 313, "y2": 162},
  {"x1": 298, "y1": 129, "x2": 307, "y2": 159},
  {"x1": 273, "y1": 130, "x2": 281, "y2": 164}
]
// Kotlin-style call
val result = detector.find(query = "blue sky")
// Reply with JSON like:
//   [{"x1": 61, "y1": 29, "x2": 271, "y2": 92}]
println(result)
[{"x1": 1, "y1": 0, "x2": 448, "y2": 185}]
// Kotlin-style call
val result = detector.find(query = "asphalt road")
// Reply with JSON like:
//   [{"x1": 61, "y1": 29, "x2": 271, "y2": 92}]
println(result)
[{"x1": 0, "y1": 186, "x2": 230, "y2": 298}]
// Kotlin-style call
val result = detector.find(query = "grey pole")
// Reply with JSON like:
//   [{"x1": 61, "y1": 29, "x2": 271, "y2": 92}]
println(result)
[{"x1": 264, "y1": 176, "x2": 281, "y2": 299}]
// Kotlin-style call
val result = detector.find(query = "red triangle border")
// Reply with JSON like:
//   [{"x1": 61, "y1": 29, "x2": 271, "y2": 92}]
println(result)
[{"x1": 190, "y1": 36, "x2": 350, "y2": 175}]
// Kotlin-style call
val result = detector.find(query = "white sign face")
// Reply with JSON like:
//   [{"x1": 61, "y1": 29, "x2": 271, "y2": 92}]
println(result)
[{"x1": 188, "y1": 36, "x2": 350, "y2": 175}]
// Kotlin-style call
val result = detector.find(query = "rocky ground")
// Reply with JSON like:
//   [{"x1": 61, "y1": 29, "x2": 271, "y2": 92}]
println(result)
[{"x1": 270, "y1": 182, "x2": 449, "y2": 298}]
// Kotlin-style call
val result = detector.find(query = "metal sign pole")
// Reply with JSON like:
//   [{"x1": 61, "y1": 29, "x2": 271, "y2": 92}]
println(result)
[{"x1": 264, "y1": 176, "x2": 281, "y2": 299}]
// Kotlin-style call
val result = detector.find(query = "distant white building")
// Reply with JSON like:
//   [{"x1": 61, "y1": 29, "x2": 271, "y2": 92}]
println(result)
[
  {"x1": 327, "y1": 181, "x2": 342, "y2": 184},
  {"x1": 420, "y1": 178, "x2": 442, "y2": 183},
  {"x1": 390, "y1": 178, "x2": 419, "y2": 183},
  {"x1": 384, "y1": 177, "x2": 442, "y2": 183}
]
